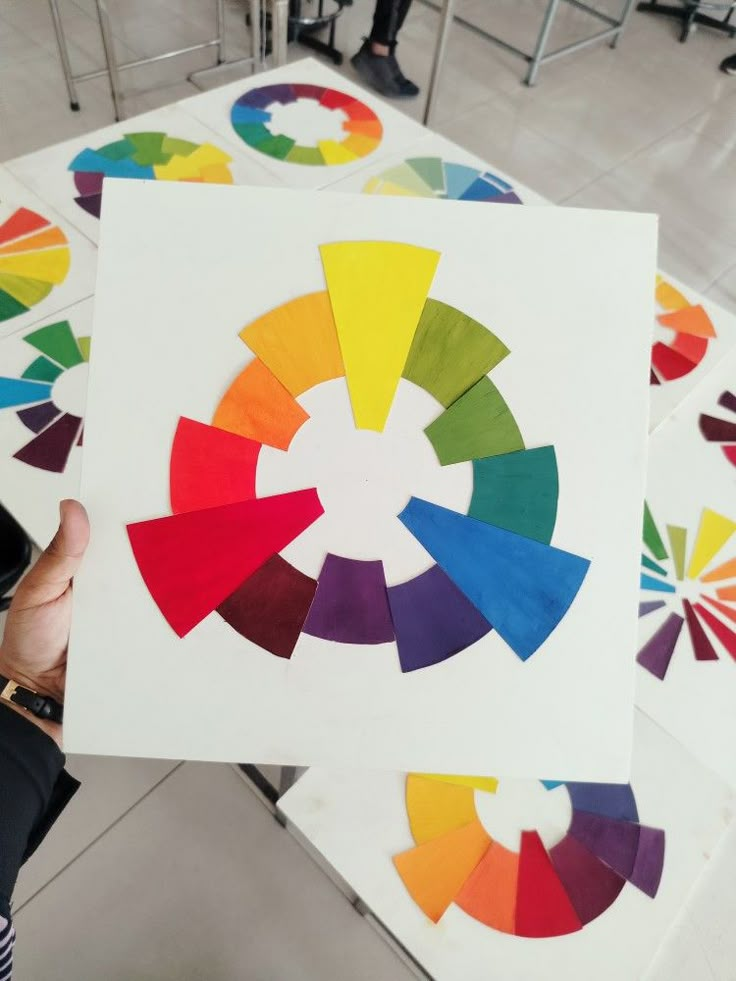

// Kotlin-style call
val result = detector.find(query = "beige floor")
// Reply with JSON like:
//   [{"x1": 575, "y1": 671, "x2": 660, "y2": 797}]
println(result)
[{"x1": 2, "y1": 0, "x2": 736, "y2": 978}]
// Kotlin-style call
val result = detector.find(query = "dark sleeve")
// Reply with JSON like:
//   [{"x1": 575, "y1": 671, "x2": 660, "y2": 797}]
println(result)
[{"x1": 0, "y1": 703, "x2": 79, "y2": 905}]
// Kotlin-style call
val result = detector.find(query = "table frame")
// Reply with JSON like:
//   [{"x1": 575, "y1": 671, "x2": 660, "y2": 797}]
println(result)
[{"x1": 422, "y1": 0, "x2": 638, "y2": 124}]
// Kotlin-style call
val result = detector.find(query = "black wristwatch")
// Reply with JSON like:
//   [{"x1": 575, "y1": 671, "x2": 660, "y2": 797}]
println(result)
[{"x1": 0, "y1": 674, "x2": 64, "y2": 724}]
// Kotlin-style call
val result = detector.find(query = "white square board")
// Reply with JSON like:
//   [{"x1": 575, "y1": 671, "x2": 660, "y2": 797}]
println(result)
[{"x1": 66, "y1": 180, "x2": 655, "y2": 776}]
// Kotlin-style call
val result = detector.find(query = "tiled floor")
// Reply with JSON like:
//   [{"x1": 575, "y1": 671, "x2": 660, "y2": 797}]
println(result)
[{"x1": 2, "y1": 0, "x2": 736, "y2": 977}]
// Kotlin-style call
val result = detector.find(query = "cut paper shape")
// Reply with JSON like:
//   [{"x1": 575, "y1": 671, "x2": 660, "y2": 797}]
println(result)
[
  {"x1": 399, "y1": 498, "x2": 590, "y2": 661},
  {"x1": 667, "y1": 525, "x2": 687, "y2": 581},
  {"x1": 212, "y1": 358, "x2": 309, "y2": 450},
  {"x1": 455, "y1": 841, "x2": 519, "y2": 933},
  {"x1": 402, "y1": 299, "x2": 509, "y2": 407},
  {"x1": 566, "y1": 782, "x2": 639, "y2": 823},
  {"x1": 641, "y1": 554, "x2": 667, "y2": 576},
  {"x1": 640, "y1": 573, "x2": 676, "y2": 593},
  {"x1": 24, "y1": 320, "x2": 83, "y2": 369},
  {"x1": 700, "y1": 414, "x2": 736, "y2": 443},
  {"x1": 643, "y1": 502, "x2": 668, "y2": 561},
  {"x1": 682, "y1": 599, "x2": 719, "y2": 662},
  {"x1": 469, "y1": 446, "x2": 558, "y2": 544},
  {"x1": 22, "y1": 356, "x2": 63, "y2": 383},
  {"x1": 687, "y1": 509, "x2": 736, "y2": 579},
  {"x1": 0, "y1": 377, "x2": 51, "y2": 409},
  {"x1": 569, "y1": 811, "x2": 641, "y2": 882},
  {"x1": 13, "y1": 412, "x2": 82, "y2": 473},
  {"x1": 630, "y1": 826, "x2": 665, "y2": 898},
  {"x1": 239, "y1": 291, "x2": 344, "y2": 396},
  {"x1": 405, "y1": 774, "x2": 477, "y2": 845},
  {"x1": 230, "y1": 84, "x2": 382, "y2": 166},
  {"x1": 387, "y1": 564, "x2": 492, "y2": 672},
  {"x1": 217, "y1": 554, "x2": 317, "y2": 659},
  {"x1": 320, "y1": 241, "x2": 440, "y2": 431},
  {"x1": 639, "y1": 600, "x2": 666, "y2": 617},
  {"x1": 17, "y1": 400, "x2": 61, "y2": 433},
  {"x1": 302, "y1": 554, "x2": 394, "y2": 644},
  {"x1": 126, "y1": 488, "x2": 324, "y2": 637},
  {"x1": 0, "y1": 208, "x2": 70, "y2": 323},
  {"x1": 425, "y1": 377, "x2": 524, "y2": 466},
  {"x1": 549, "y1": 834, "x2": 626, "y2": 926},
  {"x1": 515, "y1": 831, "x2": 582, "y2": 938},
  {"x1": 636, "y1": 612, "x2": 684, "y2": 680},
  {"x1": 392, "y1": 820, "x2": 491, "y2": 922},
  {"x1": 169, "y1": 417, "x2": 260, "y2": 514}
]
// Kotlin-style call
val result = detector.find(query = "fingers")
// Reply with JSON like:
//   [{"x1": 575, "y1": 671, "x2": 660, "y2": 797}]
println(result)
[{"x1": 13, "y1": 499, "x2": 90, "y2": 608}]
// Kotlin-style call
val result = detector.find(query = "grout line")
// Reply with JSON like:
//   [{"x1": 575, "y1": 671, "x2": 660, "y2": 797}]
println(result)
[{"x1": 13, "y1": 760, "x2": 185, "y2": 915}]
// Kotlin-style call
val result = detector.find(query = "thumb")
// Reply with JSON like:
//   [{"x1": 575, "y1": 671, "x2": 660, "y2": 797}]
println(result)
[{"x1": 13, "y1": 499, "x2": 90, "y2": 608}]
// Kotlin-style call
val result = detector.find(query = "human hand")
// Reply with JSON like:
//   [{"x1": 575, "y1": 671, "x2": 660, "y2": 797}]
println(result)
[{"x1": 0, "y1": 500, "x2": 90, "y2": 745}]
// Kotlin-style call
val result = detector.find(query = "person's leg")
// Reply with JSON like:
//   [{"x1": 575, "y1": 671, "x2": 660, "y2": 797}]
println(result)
[
  {"x1": 720, "y1": 53, "x2": 736, "y2": 75},
  {"x1": 351, "y1": 0, "x2": 419, "y2": 98}
]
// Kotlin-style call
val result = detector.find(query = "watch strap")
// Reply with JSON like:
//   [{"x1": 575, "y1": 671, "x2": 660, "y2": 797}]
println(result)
[{"x1": 0, "y1": 675, "x2": 63, "y2": 724}]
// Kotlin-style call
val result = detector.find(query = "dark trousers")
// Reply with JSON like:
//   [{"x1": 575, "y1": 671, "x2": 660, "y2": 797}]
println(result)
[{"x1": 369, "y1": 0, "x2": 413, "y2": 46}]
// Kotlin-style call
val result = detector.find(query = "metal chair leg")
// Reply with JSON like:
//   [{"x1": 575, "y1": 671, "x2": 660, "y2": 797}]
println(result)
[
  {"x1": 272, "y1": 0, "x2": 289, "y2": 66},
  {"x1": 95, "y1": 0, "x2": 124, "y2": 121},
  {"x1": 47, "y1": 0, "x2": 81, "y2": 110},
  {"x1": 216, "y1": 0, "x2": 226, "y2": 63}
]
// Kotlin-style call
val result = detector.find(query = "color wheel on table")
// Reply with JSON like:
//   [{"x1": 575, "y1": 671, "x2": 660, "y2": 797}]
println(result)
[
  {"x1": 68, "y1": 131, "x2": 235, "y2": 218},
  {"x1": 230, "y1": 83, "x2": 383, "y2": 165},
  {"x1": 699, "y1": 390, "x2": 736, "y2": 468},
  {"x1": 637, "y1": 502, "x2": 736, "y2": 679},
  {"x1": 0, "y1": 319, "x2": 89, "y2": 473},
  {"x1": 362, "y1": 157, "x2": 523, "y2": 203},
  {"x1": 0, "y1": 204, "x2": 71, "y2": 324},
  {"x1": 650, "y1": 276, "x2": 716, "y2": 385},
  {"x1": 126, "y1": 241, "x2": 590, "y2": 668},
  {"x1": 393, "y1": 773, "x2": 664, "y2": 935}
]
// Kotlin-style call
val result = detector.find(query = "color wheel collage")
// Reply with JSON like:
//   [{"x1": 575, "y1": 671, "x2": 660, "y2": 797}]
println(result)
[{"x1": 2, "y1": 57, "x2": 736, "y2": 981}]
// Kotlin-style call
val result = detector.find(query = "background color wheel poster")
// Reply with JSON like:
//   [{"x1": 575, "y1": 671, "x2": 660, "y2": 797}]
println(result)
[
  {"x1": 68, "y1": 131, "x2": 235, "y2": 219},
  {"x1": 637, "y1": 503, "x2": 736, "y2": 679},
  {"x1": 651, "y1": 275, "x2": 716, "y2": 385},
  {"x1": 363, "y1": 158, "x2": 523, "y2": 204},
  {"x1": 230, "y1": 83, "x2": 383, "y2": 165},
  {"x1": 0, "y1": 319, "x2": 88, "y2": 473},
  {"x1": 0, "y1": 203, "x2": 71, "y2": 324},
  {"x1": 394, "y1": 773, "x2": 664, "y2": 936},
  {"x1": 126, "y1": 242, "x2": 590, "y2": 669}
]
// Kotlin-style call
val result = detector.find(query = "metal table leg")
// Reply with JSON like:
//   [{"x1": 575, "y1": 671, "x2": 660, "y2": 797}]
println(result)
[
  {"x1": 216, "y1": 0, "x2": 226, "y2": 63},
  {"x1": 95, "y1": 0, "x2": 124, "y2": 121},
  {"x1": 423, "y1": 0, "x2": 457, "y2": 126},
  {"x1": 272, "y1": 0, "x2": 290, "y2": 66},
  {"x1": 47, "y1": 0, "x2": 80, "y2": 111},
  {"x1": 525, "y1": 0, "x2": 562, "y2": 85},
  {"x1": 249, "y1": 0, "x2": 263, "y2": 70},
  {"x1": 610, "y1": 0, "x2": 638, "y2": 46}
]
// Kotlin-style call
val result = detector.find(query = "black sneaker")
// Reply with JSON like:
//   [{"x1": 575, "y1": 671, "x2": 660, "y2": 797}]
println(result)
[
  {"x1": 351, "y1": 42, "x2": 420, "y2": 98},
  {"x1": 720, "y1": 53, "x2": 736, "y2": 75}
]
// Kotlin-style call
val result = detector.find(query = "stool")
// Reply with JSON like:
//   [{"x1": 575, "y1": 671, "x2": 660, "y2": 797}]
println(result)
[
  {"x1": 636, "y1": 1, "x2": 736, "y2": 42},
  {"x1": 289, "y1": 0, "x2": 348, "y2": 65}
]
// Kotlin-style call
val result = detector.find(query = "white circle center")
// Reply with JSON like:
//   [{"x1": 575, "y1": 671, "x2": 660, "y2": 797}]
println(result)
[
  {"x1": 653, "y1": 318, "x2": 676, "y2": 346},
  {"x1": 51, "y1": 362, "x2": 88, "y2": 417},
  {"x1": 474, "y1": 780, "x2": 572, "y2": 852},
  {"x1": 256, "y1": 378, "x2": 473, "y2": 583},
  {"x1": 268, "y1": 99, "x2": 347, "y2": 147}
]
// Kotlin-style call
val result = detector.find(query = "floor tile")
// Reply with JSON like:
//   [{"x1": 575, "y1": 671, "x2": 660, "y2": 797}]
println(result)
[
  {"x1": 14, "y1": 755, "x2": 179, "y2": 908},
  {"x1": 687, "y1": 90, "x2": 736, "y2": 149},
  {"x1": 706, "y1": 263, "x2": 736, "y2": 315},
  {"x1": 14, "y1": 763, "x2": 414, "y2": 981}
]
